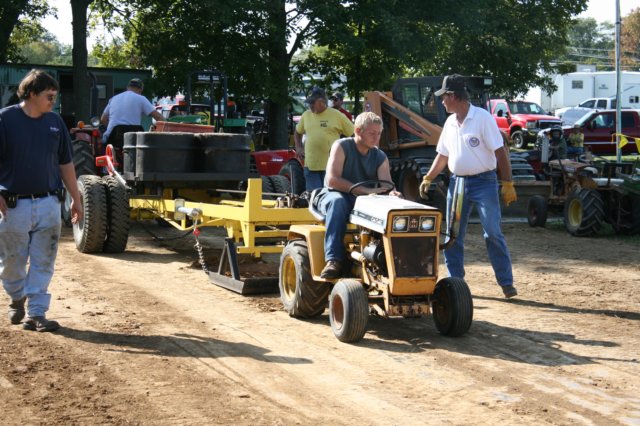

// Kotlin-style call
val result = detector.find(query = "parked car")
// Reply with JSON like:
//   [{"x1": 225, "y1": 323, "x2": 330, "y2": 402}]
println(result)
[
  {"x1": 489, "y1": 99, "x2": 562, "y2": 149},
  {"x1": 564, "y1": 109, "x2": 640, "y2": 154},
  {"x1": 554, "y1": 106, "x2": 593, "y2": 126}
]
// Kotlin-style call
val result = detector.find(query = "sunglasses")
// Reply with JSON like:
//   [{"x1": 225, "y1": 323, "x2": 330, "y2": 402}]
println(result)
[{"x1": 40, "y1": 93, "x2": 57, "y2": 102}]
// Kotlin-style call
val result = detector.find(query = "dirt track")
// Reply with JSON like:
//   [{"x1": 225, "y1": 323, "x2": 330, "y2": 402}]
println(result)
[{"x1": 1, "y1": 221, "x2": 639, "y2": 425}]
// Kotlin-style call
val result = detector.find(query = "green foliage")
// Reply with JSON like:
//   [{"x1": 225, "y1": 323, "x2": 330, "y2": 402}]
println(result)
[
  {"x1": 559, "y1": 17, "x2": 615, "y2": 71},
  {"x1": 2, "y1": 0, "x2": 54, "y2": 62},
  {"x1": 621, "y1": 8, "x2": 640, "y2": 70}
]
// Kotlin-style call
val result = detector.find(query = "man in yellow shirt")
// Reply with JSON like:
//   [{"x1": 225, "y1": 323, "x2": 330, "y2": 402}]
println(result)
[
  {"x1": 295, "y1": 88, "x2": 354, "y2": 191},
  {"x1": 567, "y1": 124, "x2": 584, "y2": 158}
]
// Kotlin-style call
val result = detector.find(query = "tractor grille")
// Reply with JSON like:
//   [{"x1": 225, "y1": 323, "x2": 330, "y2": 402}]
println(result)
[
  {"x1": 391, "y1": 236, "x2": 437, "y2": 277},
  {"x1": 538, "y1": 120, "x2": 561, "y2": 130}
]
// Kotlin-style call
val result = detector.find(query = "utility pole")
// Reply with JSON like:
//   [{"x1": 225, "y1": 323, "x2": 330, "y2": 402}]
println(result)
[{"x1": 615, "y1": 0, "x2": 622, "y2": 162}]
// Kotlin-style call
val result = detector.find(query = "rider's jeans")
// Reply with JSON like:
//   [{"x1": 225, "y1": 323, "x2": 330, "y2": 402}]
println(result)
[
  {"x1": 0, "y1": 195, "x2": 61, "y2": 317},
  {"x1": 318, "y1": 190, "x2": 356, "y2": 263},
  {"x1": 444, "y1": 170, "x2": 513, "y2": 287}
]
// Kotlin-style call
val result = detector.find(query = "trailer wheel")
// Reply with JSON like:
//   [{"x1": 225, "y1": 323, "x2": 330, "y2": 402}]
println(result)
[
  {"x1": 73, "y1": 175, "x2": 107, "y2": 253},
  {"x1": 527, "y1": 195, "x2": 548, "y2": 227},
  {"x1": 511, "y1": 130, "x2": 527, "y2": 149},
  {"x1": 279, "y1": 160, "x2": 305, "y2": 195},
  {"x1": 279, "y1": 240, "x2": 330, "y2": 318},
  {"x1": 270, "y1": 174, "x2": 292, "y2": 195},
  {"x1": 329, "y1": 279, "x2": 369, "y2": 343},
  {"x1": 62, "y1": 140, "x2": 96, "y2": 226},
  {"x1": 102, "y1": 176, "x2": 130, "y2": 253},
  {"x1": 432, "y1": 277, "x2": 473, "y2": 337},
  {"x1": 564, "y1": 188, "x2": 604, "y2": 237}
]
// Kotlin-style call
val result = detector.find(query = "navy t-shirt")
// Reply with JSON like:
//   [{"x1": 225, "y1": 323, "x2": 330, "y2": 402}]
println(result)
[{"x1": 0, "y1": 104, "x2": 72, "y2": 194}]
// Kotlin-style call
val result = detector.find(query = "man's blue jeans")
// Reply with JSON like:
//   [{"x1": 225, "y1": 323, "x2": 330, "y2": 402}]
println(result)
[
  {"x1": 444, "y1": 170, "x2": 513, "y2": 287},
  {"x1": 304, "y1": 167, "x2": 326, "y2": 192},
  {"x1": 0, "y1": 195, "x2": 61, "y2": 317},
  {"x1": 318, "y1": 190, "x2": 355, "y2": 263}
]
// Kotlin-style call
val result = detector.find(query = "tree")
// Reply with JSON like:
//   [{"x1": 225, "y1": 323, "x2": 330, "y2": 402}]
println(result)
[
  {"x1": 621, "y1": 8, "x2": 640, "y2": 70},
  {"x1": 71, "y1": 0, "x2": 96, "y2": 122},
  {"x1": 1, "y1": 0, "x2": 53, "y2": 62},
  {"x1": 559, "y1": 17, "x2": 615, "y2": 71}
]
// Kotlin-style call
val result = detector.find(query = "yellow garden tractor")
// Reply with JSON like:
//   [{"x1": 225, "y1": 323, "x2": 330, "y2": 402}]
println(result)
[{"x1": 278, "y1": 179, "x2": 473, "y2": 343}]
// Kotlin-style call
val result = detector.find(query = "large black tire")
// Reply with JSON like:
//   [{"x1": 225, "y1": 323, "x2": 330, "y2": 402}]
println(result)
[
  {"x1": 398, "y1": 166, "x2": 421, "y2": 202},
  {"x1": 432, "y1": 277, "x2": 473, "y2": 337},
  {"x1": 329, "y1": 279, "x2": 369, "y2": 343},
  {"x1": 270, "y1": 174, "x2": 292, "y2": 195},
  {"x1": 631, "y1": 195, "x2": 640, "y2": 235},
  {"x1": 72, "y1": 140, "x2": 96, "y2": 177},
  {"x1": 102, "y1": 176, "x2": 130, "y2": 253},
  {"x1": 73, "y1": 175, "x2": 107, "y2": 253},
  {"x1": 564, "y1": 188, "x2": 605, "y2": 237},
  {"x1": 279, "y1": 160, "x2": 305, "y2": 195},
  {"x1": 62, "y1": 140, "x2": 96, "y2": 226},
  {"x1": 261, "y1": 175, "x2": 276, "y2": 200},
  {"x1": 527, "y1": 195, "x2": 548, "y2": 227},
  {"x1": 279, "y1": 240, "x2": 330, "y2": 318},
  {"x1": 511, "y1": 130, "x2": 527, "y2": 149}
]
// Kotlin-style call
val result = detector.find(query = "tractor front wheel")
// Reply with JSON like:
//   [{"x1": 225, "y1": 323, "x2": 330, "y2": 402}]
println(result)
[
  {"x1": 432, "y1": 277, "x2": 473, "y2": 337},
  {"x1": 527, "y1": 195, "x2": 548, "y2": 227},
  {"x1": 279, "y1": 240, "x2": 330, "y2": 318},
  {"x1": 329, "y1": 279, "x2": 369, "y2": 343}
]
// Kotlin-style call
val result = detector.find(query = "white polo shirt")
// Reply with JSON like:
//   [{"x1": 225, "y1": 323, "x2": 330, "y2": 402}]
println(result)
[{"x1": 436, "y1": 104, "x2": 503, "y2": 176}]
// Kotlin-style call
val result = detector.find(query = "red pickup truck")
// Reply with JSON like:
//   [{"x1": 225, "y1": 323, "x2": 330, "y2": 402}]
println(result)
[
  {"x1": 489, "y1": 99, "x2": 562, "y2": 149},
  {"x1": 563, "y1": 109, "x2": 640, "y2": 154}
]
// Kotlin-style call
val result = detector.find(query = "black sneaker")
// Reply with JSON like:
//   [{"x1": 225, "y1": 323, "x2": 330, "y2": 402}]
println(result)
[
  {"x1": 320, "y1": 260, "x2": 342, "y2": 279},
  {"x1": 502, "y1": 285, "x2": 518, "y2": 299},
  {"x1": 22, "y1": 316, "x2": 60, "y2": 332},
  {"x1": 8, "y1": 297, "x2": 26, "y2": 325}
]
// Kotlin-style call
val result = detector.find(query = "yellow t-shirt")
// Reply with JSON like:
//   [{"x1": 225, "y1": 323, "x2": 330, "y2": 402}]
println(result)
[
  {"x1": 568, "y1": 132, "x2": 584, "y2": 148},
  {"x1": 296, "y1": 108, "x2": 354, "y2": 171}
]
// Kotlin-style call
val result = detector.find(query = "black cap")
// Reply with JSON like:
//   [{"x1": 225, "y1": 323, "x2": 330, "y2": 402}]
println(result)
[
  {"x1": 330, "y1": 92, "x2": 344, "y2": 101},
  {"x1": 434, "y1": 74, "x2": 466, "y2": 96},
  {"x1": 128, "y1": 78, "x2": 144, "y2": 89},
  {"x1": 305, "y1": 87, "x2": 327, "y2": 104}
]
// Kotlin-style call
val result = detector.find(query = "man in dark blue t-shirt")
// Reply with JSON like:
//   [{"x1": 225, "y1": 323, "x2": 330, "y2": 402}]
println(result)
[
  {"x1": 0, "y1": 69, "x2": 83, "y2": 332},
  {"x1": 317, "y1": 112, "x2": 402, "y2": 279}
]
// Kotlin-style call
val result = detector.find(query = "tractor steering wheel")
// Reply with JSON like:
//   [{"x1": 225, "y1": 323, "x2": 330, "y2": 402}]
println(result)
[{"x1": 348, "y1": 180, "x2": 395, "y2": 196}]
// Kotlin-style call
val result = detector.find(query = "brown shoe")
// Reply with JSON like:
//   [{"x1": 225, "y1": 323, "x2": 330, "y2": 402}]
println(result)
[
  {"x1": 502, "y1": 285, "x2": 518, "y2": 299},
  {"x1": 22, "y1": 316, "x2": 60, "y2": 332},
  {"x1": 8, "y1": 297, "x2": 26, "y2": 325},
  {"x1": 320, "y1": 260, "x2": 342, "y2": 279}
]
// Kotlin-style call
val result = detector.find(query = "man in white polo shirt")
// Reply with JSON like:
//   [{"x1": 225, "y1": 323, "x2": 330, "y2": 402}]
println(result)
[{"x1": 419, "y1": 74, "x2": 518, "y2": 298}]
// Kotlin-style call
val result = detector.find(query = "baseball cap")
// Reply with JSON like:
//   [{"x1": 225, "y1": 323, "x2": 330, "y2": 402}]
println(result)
[
  {"x1": 434, "y1": 74, "x2": 466, "y2": 96},
  {"x1": 128, "y1": 78, "x2": 144, "y2": 89},
  {"x1": 330, "y1": 92, "x2": 344, "y2": 101},
  {"x1": 305, "y1": 87, "x2": 327, "y2": 104}
]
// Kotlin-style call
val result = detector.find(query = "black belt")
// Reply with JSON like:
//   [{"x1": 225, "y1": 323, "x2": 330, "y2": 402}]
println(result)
[{"x1": 16, "y1": 192, "x2": 55, "y2": 200}]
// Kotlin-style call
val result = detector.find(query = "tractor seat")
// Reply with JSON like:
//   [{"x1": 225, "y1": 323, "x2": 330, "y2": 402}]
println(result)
[{"x1": 308, "y1": 188, "x2": 326, "y2": 222}]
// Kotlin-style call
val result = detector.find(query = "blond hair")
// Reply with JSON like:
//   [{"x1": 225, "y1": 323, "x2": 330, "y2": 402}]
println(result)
[{"x1": 354, "y1": 111, "x2": 383, "y2": 132}]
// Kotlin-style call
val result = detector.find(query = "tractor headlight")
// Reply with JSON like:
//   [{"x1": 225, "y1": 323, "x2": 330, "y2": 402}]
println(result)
[
  {"x1": 419, "y1": 216, "x2": 435, "y2": 232},
  {"x1": 392, "y1": 216, "x2": 409, "y2": 232}
]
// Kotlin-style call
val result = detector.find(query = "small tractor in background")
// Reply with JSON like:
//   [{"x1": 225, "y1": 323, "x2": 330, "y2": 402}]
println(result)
[{"x1": 527, "y1": 157, "x2": 640, "y2": 236}]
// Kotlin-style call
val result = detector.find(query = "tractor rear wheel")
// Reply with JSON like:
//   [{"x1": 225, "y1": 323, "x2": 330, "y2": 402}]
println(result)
[
  {"x1": 432, "y1": 277, "x2": 473, "y2": 337},
  {"x1": 329, "y1": 279, "x2": 369, "y2": 343},
  {"x1": 270, "y1": 174, "x2": 292, "y2": 195},
  {"x1": 279, "y1": 160, "x2": 305, "y2": 195},
  {"x1": 102, "y1": 176, "x2": 130, "y2": 253},
  {"x1": 631, "y1": 196, "x2": 640, "y2": 235},
  {"x1": 261, "y1": 175, "x2": 276, "y2": 200},
  {"x1": 511, "y1": 130, "x2": 526, "y2": 149},
  {"x1": 73, "y1": 175, "x2": 107, "y2": 253},
  {"x1": 527, "y1": 195, "x2": 548, "y2": 227},
  {"x1": 279, "y1": 240, "x2": 330, "y2": 318},
  {"x1": 564, "y1": 188, "x2": 604, "y2": 237}
]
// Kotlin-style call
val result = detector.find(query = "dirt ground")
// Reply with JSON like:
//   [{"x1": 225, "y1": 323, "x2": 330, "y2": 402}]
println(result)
[{"x1": 1, "y1": 220, "x2": 639, "y2": 425}]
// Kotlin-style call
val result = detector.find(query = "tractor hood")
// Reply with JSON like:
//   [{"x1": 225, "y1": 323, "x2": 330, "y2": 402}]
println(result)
[{"x1": 350, "y1": 195, "x2": 437, "y2": 234}]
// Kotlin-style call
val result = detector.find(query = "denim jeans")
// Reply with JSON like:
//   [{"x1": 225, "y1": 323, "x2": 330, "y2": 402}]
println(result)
[
  {"x1": 0, "y1": 195, "x2": 61, "y2": 317},
  {"x1": 318, "y1": 190, "x2": 356, "y2": 263},
  {"x1": 444, "y1": 170, "x2": 513, "y2": 287},
  {"x1": 304, "y1": 167, "x2": 326, "y2": 192}
]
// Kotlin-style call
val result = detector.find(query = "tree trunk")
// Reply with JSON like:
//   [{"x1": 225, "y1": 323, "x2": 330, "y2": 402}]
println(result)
[
  {"x1": 265, "y1": 0, "x2": 290, "y2": 150},
  {"x1": 71, "y1": 0, "x2": 92, "y2": 122},
  {"x1": 0, "y1": 1, "x2": 30, "y2": 62}
]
